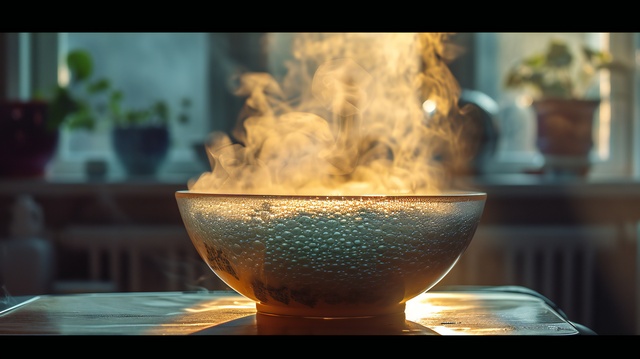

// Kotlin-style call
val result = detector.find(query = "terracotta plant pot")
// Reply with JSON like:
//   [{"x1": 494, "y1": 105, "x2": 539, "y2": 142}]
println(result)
[
  {"x1": 0, "y1": 101, "x2": 59, "y2": 178},
  {"x1": 532, "y1": 98, "x2": 600, "y2": 177}
]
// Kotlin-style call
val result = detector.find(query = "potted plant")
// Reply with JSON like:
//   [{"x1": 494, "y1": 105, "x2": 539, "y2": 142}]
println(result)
[
  {"x1": 0, "y1": 99, "x2": 57, "y2": 177},
  {"x1": 504, "y1": 38, "x2": 615, "y2": 176},
  {"x1": 107, "y1": 89, "x2": 191, "y2": 177},
  {"x1": 0, "y1": 50, "x2": 98, "y2": 178},
  {"x1": 39, "y1": 49, "x2": 191, "y2": 177}
]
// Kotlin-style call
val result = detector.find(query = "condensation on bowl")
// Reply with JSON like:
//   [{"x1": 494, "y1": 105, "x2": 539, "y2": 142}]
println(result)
[{"x1": 176, "y1": 192, "x2": 486, "y2": 318}]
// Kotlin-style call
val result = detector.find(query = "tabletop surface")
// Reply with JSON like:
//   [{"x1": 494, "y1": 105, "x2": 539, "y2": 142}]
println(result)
[{"x1": 0, "y1": 286, "x2": 583, "y2": 335}]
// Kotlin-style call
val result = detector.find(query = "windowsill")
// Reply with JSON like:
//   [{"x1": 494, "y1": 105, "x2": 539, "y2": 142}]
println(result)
[
  {"x1": 458, "y1": 172, "x2": 640, "y2": 198},
  {"x1": 0, "y1": 175, "x2": 190, "y2": 197},
  {"x1": 2, "y1": 172, "x2": 640, "y2": 199},
  {"x1": 46, "y1": 145, "x2": 209, "y2": 186}
]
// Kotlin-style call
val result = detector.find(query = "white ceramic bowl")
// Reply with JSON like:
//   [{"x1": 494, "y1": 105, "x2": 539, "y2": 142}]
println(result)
[{"x1": 176, "y1": 191, "x2": 486, "y2": 318}]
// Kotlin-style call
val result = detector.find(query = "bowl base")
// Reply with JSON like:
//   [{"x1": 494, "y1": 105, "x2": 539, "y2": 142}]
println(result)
[{"x1": 255, "y1": 302, "x2": 406, "y2": 319}]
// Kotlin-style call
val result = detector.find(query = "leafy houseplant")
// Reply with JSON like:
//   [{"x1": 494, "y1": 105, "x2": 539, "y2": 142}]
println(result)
[
  {"x1": 504, "y1": 38, "x2": 613, "y2": 100},
  {"x1": 40, "y1": 49, "x2": 191, "y2": 131},
  {"x1": 38, "y1": 49, "x2": 191, "y2": 177},
  {"x1": 504, "y1": 38, "x2": 615, "y2": 177}
]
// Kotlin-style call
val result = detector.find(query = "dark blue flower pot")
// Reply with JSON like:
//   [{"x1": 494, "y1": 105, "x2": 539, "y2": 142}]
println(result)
[{"x1": 112, "y1": 126, "x2": 170, "y2": 177}]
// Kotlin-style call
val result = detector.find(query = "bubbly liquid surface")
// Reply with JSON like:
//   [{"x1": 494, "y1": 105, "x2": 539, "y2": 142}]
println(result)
[{"x1": 178, "y1": 195, "x2": 484, "y2": 316}]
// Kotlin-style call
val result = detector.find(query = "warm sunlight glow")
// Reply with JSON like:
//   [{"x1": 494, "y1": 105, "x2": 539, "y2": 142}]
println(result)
[
  {"x1": 596, "y1": 33, "x2": 611, "y2": 160},
  {"x1": 58, "y1": 63, "x2": 70, "y2": 88},
  {"x1": 422, "y1": 98, "x2": 437, "y2": 116}
]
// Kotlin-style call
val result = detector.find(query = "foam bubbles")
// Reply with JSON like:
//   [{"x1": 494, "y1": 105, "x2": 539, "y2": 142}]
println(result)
[{"x1": 178, "y1": 193, "x2": 485, "y2": 310}]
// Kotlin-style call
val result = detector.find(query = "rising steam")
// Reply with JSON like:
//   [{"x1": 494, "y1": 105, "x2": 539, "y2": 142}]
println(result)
[{"x1": 189, "y1": 33, "x2": 470, "y2": 196}]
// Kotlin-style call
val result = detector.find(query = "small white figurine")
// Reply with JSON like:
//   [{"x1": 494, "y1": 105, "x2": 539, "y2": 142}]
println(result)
[{"x1": 9, "y1": 194, "x2": 44, "y2": 239}]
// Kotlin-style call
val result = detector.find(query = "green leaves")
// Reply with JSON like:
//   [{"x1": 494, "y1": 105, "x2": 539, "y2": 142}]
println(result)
[
  {"x1": 66, "y1": 49, "x2": 93, "y2": 82},
  {"x1": 545, "y1": 40, "x2": 573, "y2": 68},
  {"x1": 65, "y1": 102, "x2": 98, "y2": 131},
  {"x1": 177, "y1": 98, "x2": 191, "y2": 124},
  {"x1": 87, "y1": 78, "x2": 111, "y2": 94},
  {"x1": 504, "y1": 38, "x2": 614, "y2": 100},
  {"x1": 47, "y1": 86, "x2": 78, "y2": 130},
  {"x1": 583, "y1": 46, "x2": 613, "y2": 69},
  {"x1": 43, "y1": 48, "x2": 106, "y2": 131},
  {"x1": 44, "y1": 48, "x2": 191, "y2": 131},
  {"x1": 152, "y1": 100, "x2": 169, "y2": 124}
]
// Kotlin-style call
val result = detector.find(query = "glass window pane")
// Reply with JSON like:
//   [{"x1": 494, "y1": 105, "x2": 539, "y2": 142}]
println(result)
[
  {"x1": 39, "y1": 32, "x2": 635, "y2": 181},
  {"x1": 471, "y1": 32, "x2": 630, "y2": 177},
  {"x1": 53, "y1": 32, "x2": 210, "y2": 179}
]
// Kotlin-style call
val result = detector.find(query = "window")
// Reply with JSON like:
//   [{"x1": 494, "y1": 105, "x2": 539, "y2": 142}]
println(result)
[
  {"x1": 469, "y1": 33, "x2": 637, "y2": 178},
  {"x1": 55, "y1": 33, "x2": 212, "y2": 180},
  {"x1": 5, "y1": 32, "x2": 639, "y2": 181}
]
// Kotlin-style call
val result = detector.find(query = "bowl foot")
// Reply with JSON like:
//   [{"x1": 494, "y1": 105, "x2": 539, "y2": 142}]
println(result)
[{"x1": 255, "y1": 302, "x2": 407, "y2": 318}]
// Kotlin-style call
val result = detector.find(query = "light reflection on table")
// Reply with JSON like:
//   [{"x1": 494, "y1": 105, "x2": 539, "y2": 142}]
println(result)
[{"x1": 0, "y1": 287, "x2": 582, "y2": 335}]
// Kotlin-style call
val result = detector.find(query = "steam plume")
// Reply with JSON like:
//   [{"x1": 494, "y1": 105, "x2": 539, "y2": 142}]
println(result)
[{"x1": 189, "y1": 33, "x2": 467, "y2": 195}]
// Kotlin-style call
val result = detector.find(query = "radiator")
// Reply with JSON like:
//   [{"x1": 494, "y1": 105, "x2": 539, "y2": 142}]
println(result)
[
  {"x1": 55, "y1": 225, "x2": 227, "y2": 293},
  {"x1": 442, "y1": 225, "x2": 617, "y2": 330}
]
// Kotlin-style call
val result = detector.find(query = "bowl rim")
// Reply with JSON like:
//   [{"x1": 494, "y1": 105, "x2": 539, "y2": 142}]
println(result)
[{"x1": 175, "y1": 190, "x2": 487, "y2": 201}]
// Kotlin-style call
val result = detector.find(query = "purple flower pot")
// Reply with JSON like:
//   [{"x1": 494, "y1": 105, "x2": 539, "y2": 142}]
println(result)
[{"x1": 0, "y1": 101, "x2": 59, "y2": 178}]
